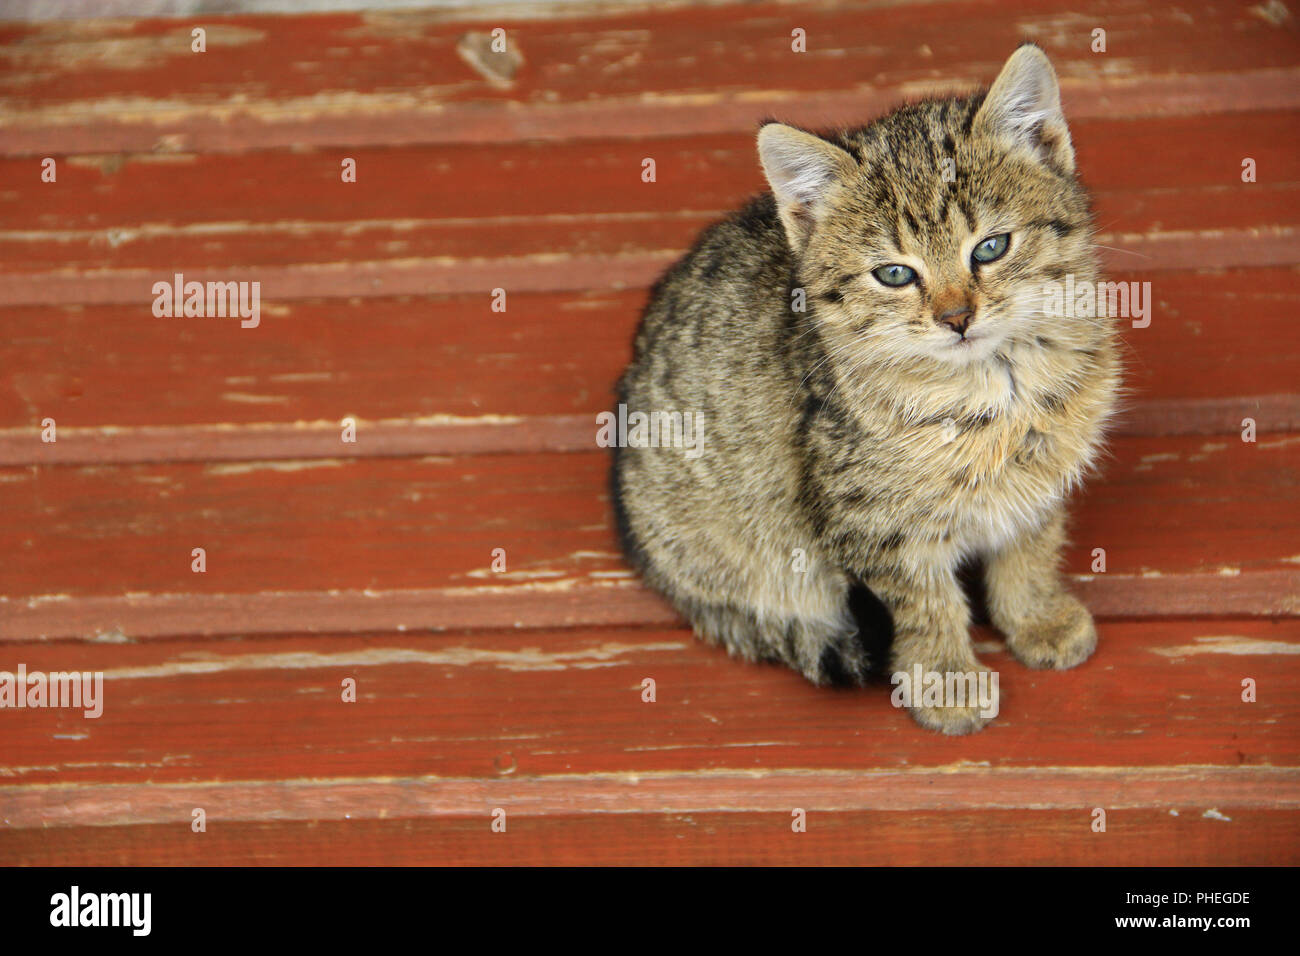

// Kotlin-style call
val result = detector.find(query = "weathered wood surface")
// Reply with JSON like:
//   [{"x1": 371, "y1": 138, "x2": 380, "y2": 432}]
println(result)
[
  {"x1": 3, "y1": 621, "x2": 1297, "y2": 786},
  {"x1": 6, "y1": 810, "x2": 1297, "y2": 866},
  {"x1": 0, "y1": 110, "x2": 1296, "y2": 464},
  {"x1": 1, "y1": 619, "x2": 1296, "y2": 863},
  {"x1": 0, "y1": 0, "x2": 1297, "y2": 864},
  {"x1": 1, "y1": 269, "x2": 1297, "y2": 467},
  {"x1": 0, "y1": 434, "x2": 1296, "y2": 641},
  {"x1": 1, "y1": 114, "x2": 1296, "y2": 283},
  {"x1": 1, "y1": 0, "x2": 1297, "y2": 154}
]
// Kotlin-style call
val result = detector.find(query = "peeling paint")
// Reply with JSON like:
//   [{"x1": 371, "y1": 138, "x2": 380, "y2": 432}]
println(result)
[
  {"x1": 221, "y1": 392, "x2": 292, "y2": 405},
  {"x1": 205, "y1": 459, "x2": 346, "y2": 476},
  {"x1": 96, "y1": 641, "x2": 684, "y2": 680},
  {"x1": 463, "y1": 569, "x2": 568, "y2": 581},
  {"x1": 1249, "y1": 1, "x2": 1292, "y2": 26},
  {"x1": 1259, "y1": 435, "x2": 1300, "y2": 450},
  {"x1": 1152, "y1": 636, "x2": 1300, "y2": 657},
  {"x1": 1, "y1": 25, "x2": 265, "y2": 80},
  {"x1": 456, "y1": 31, "x2": 524, "y2": 89}
]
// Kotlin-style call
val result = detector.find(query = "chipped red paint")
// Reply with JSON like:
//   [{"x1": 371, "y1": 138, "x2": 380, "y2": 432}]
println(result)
[
  {"x1": 1, "y1": 622, "x2": 1296, "y2": 787},
  {"x1": 0, "y1": 269, "x2": 1295, "y2": 448},
  {"x1": 0, "y1": 437, "x2": 1296, "y2": 642}
]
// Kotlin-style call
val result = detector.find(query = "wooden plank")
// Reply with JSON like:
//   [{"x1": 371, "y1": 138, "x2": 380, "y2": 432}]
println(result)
[
  {"x1": 3, "y1": 571, "x2": 1297, "y2": 642},
  {"x1": 1, "y1": 1, "x2": 1297, "y2": 155},
  {"x1": 0, "y1": 417, "x2": 609, "y2": 468},
  {"x1": 0, "y1": 399, "x2": 1297, "y2": 469},
  {"x1": 0, "y1": 435, "x2": 1295, "y2": 640},
  {"x1": 4, "y1": 809, "x2": 1296, "y2": 866},
  {"x1": 0, "y1": 619, "x2": 1294, "y2": 856},
  {"x1": 0, "y1": 290, "x2": 643, "y2": 430},
  {"x1": 3, "y1": 770, "x2": 1297, "y2": 825},
  {"x1": 0, "y1": 193, "x2": 1293, "y2": 287},
  {"x1": 0, "y1": 619, "x2": 1295, "y2": 785},
  {"x1": 0, "y1": 115, "x2": 1296, "y2": 303},
  {"x1": 0, "y1": 584, "x2": 683, "y2": 643},
  {"x1": 0, "y1": 267, "x2": 1295, "y2": 466},
  {"x1": 3, "y1": 114, "x2": 1294, "y2": 238},
  {"x1": 5, "y1": 221, "x2": 1296, "y2": 308}
]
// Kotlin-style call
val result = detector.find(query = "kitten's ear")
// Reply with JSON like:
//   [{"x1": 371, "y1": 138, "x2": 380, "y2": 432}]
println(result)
[
  {"x1": 757, "y1": 123, "x2": 857, "y2": 250},
  {"x1": 975, "y1": 44, "x2": 1075, "y2": 174}
]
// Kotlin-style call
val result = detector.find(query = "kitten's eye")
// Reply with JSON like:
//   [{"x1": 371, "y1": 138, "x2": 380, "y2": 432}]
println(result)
[
  {"x1": 972, "y1": 233, "x2": 1010, "y2": 265},
  {"x1": 872, "y1": 264, "x2": 917, "y2": 287}
]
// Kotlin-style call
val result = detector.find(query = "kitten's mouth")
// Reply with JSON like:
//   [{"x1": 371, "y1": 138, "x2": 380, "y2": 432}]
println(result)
[{"x1": 943, "y1": 330, "x2": 998, "y2": 359}]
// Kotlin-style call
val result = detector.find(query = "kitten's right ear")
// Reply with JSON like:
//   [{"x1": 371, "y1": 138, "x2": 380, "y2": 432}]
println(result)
[
  {"x1": 975, "y1": 44, "x2": 1075, "y2": 173},
  {"x1": 757, "y1": 123, "x2": 856, "y2": 251}
]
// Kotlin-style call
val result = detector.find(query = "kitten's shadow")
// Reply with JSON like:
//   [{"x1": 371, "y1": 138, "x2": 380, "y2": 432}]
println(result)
[{"x1": 851, "y1": 558, "x2": 992, "y2": 685}]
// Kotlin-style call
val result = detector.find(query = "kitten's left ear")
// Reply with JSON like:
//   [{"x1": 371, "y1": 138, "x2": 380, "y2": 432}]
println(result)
[
  {"x1": 757, "y1": 123, "x2": 858, "y2": 251},
  {"x1": 975, "y1": 44, "x2": 1074, "y2": 174}
]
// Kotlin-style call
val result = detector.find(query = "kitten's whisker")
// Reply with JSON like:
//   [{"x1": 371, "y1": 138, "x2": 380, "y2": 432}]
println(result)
[{"x1": 1092, "y1": 244, "x2": 1152, "y2": 260}]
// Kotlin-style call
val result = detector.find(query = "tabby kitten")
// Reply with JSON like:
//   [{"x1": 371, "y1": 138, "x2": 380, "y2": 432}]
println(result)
[{"x1": 612, "y1": 45, "x2": 1120, "y2": 734}]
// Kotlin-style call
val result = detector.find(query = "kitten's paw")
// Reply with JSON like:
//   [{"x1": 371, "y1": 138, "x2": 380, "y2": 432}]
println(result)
[
  {"x1": 893, "y1": 658, "x2": 999, "y2": 735},
  {"x1": 1005, "y1": 593, "x2": 1097, "y2": 670},
  {"x1": 908, "y1": 700, "x2": 995, "y2": 736}
]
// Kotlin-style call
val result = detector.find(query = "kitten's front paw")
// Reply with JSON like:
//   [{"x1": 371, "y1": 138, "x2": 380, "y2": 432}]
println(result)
[
  {"x1": 908, "y1": 699, "x2": 995, "y2": 736},
  {"x1": 1005, "y1": 593, "x2": 1097, "y2": 670},
  {"x1": 893, "y1": 659, "x2": 999, "y2": 735}
]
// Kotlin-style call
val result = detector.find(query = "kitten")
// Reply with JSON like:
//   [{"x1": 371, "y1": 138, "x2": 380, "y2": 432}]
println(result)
[{"x1": 612, "y1": 45, "x2": 1121, "y2": 734}]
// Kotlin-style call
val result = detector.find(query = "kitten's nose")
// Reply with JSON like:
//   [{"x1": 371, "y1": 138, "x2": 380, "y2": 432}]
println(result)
[{"x1": 936, "y1": 306, "x2": 974, "y2": 336}]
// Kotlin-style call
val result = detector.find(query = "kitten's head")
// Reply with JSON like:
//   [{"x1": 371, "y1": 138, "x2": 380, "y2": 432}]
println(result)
[{"x1": 759, "y1": 44, "x2": 1097, "y2": 368}]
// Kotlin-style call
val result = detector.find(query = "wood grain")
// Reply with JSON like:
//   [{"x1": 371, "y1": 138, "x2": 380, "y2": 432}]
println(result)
[
  {"x1": 5, "y1": 809, "x2": 1296, "y2": 866},
  {"x1": 2, "y1": 1, "x2": 1297, "y2": 154},
  {"x1": 1, "y1": 117, "x2": 1296, "y2": 304},
  {"x1": 0, "y1": 434, "x2": 1295, "y2": 640},
  {"x1": 0, "y1": 266, "x2": 1296, "y2": 466},
  {"x1": 0, "y1": 619, "x2": 1295, "y2": 790}
]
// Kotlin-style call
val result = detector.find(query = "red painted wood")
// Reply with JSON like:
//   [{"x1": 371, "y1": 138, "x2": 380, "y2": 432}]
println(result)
[
  {"x1": 0, "y1": 433, "x2": 1291, "y2": 610},
  {"x1": 5, "y1": 220, "x2": 1295, "y2": 312},
  {"x1": 9, "y1": 68, "x2": 1298, "y2": 159},
  {"x1": 3, "y1": 114, "x2": 1293, "y2": 234},
  {"x1": 8, "y1": 767, "x2": 1295, "y2": 828},
  {"x1": 0, "y1": 269, "x2": 1294, "y2": 448},
  {"x1": 0, "y1": 149, "x2": 1293, "y2": 311},
  {"x1": 0, "y1": 291, "x2": 643, "y2": 429},
  {"x1": 1, "y1": 115, "x2": 1295, "y2": 299},
  {"x1": 0, "y1": 417, "x2": 609, "y2": 468},
  {"x1": 0, "y1": 398, "x2": 1295, "y2": 471},
  {"x1": 3, "y1": 0, "x2": 1289, "y2": 109},
  {"x1": 1, "y1": 1, "x2": 1296, "y2": 155},
  {"x1": 4, "y1": 809, "x2": 1296, "y2": 866},
  {"x1": 2, "y1": 569, "x2": 1297, "y2": 643},
  {"x1": 0, "y1": 435, "x2": 1294, "y2": 640},
  {"x1": 0, "y1": 620, "x2": 1294, "y2": 791}
]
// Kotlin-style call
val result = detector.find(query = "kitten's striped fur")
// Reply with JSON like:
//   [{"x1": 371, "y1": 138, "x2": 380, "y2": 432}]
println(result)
[{"x1": 613, "y1": 46, "x2": 1121, "y2": 734}]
